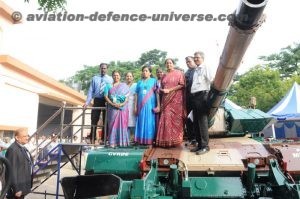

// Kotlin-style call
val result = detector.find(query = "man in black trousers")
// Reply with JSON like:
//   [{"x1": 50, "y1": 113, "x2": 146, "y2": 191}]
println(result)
[
  {"x1": 189, "y1": 51, "x2": 213, "y2": 155},
  {"x1": 6, "y1": 128, "x2": 33, "y2": 199},
  {"x1": 83, "y1": 63, "x2": 113, "y2": 144},
  {"x1": 184, "y1": 56, "x2": 196, "y2": 145}
]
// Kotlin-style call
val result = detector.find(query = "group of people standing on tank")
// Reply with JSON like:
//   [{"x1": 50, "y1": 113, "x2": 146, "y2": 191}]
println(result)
[{"x1": 84, "y1": 51, "x2": 213, "y2": 155}]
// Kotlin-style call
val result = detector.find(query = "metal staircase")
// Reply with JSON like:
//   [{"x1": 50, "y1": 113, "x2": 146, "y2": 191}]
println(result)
[{"x1": 28, "y1": 102, "x2": 107, "y2": 198}]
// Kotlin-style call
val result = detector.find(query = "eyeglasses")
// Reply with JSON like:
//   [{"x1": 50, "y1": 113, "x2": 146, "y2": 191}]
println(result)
[{"x1": 194, "y1": 57, "x2": 201, "y2": 59}]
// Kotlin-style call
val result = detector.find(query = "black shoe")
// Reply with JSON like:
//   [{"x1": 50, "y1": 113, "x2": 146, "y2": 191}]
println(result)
[
  {"x1": 190, "y1": 146, "x2": 201, "y2": 152},
  {"x1": 187, "y1": 139, "x2": 198, "y2": 147},
  {"x1": 186, "y1": 143, "x2": 198, "y2": 148},
  {"x1": 196, "y1": 147, "x2": 210, "y2": 155},
  {"x1": 190, "y1": 139, "x2": 197, "y2": 146}
]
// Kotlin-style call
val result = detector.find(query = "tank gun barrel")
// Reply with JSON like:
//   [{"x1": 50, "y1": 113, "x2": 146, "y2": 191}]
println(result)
[{"x1": 208, "y1": 0, "x2": 268, "y2": 124}]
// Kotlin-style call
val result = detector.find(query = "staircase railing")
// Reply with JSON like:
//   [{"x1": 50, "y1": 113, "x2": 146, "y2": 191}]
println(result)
[
  {"x1": 29, "y1": 102, "x2": 107, "y2": 197},
  {"x1": 29, "y1": 106, "x2": 63, "y2": 159},
  {"x1": 29, "y1": 102, "x2": 107, "y2": 161}
]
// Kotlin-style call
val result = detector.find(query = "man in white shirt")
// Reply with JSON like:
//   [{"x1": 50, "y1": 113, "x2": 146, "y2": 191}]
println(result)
[{"x1": 190, "y1": 51, "x2": 213, "y2": 155}]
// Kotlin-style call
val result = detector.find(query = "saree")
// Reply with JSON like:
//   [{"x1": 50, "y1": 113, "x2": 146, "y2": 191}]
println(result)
[
  {"x1": 156, "y1": 70, "x2": 186, "y2": 147},
  {"x1": 135, "y1": 77, "x2": 158, "y2": 145},
  {"x1": 128, "y1": 83, "x2": 137, "y2": 127},
  {"x1": 104, "y1": 83, "x2": 130, "y2": 147}
]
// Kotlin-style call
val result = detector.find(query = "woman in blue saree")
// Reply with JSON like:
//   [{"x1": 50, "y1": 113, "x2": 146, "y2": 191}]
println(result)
[
  {"x1": 104, "y1": 70, "x2": 130, "y2": 147},
  {"x1": 134, "y1": 66, "x2": 160, "y2": 145}
]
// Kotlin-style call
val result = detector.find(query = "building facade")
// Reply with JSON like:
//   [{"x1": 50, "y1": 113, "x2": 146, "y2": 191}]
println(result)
[{"x1": 0, "y1": 1, "x2": 90, "y2": 140}]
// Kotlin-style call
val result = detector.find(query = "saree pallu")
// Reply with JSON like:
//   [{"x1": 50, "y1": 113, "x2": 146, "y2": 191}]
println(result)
[
  {"x1": 105, "y1": 83, "x2": 130, "y2": 147},
  {"x1": 128, "y1": 83, "x2": 137, "y2": 127},
  {"x1": 156, "y1": 70, "x2": 186, "y2": 147},
  {"x1": 135, "y1": 78, "x2": 158, "y2": 145}
]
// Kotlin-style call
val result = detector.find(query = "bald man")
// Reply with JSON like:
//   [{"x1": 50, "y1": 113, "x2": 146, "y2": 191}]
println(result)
[{"x1": 5, "y1": 128, "x2": 33, "y2": 199}]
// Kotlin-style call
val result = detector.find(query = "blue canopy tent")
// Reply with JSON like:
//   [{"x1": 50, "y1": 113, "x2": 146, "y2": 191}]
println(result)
[
  {"x1": 267, "y1": 82, "x2": 300, "y2": 119},
  {"x1": 264, "y1": 82, "x2": 300, "y2": 139}
]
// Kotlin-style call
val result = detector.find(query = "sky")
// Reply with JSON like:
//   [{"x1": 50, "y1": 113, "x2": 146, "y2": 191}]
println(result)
[{"x1": 2, "y1": 0, "x2": 300, "y2": 80}]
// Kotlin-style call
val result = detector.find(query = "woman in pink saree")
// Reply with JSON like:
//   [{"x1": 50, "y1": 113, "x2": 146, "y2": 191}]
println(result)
[{"x1": 156, "y1": 59, "x2": 186, "y2": 147}]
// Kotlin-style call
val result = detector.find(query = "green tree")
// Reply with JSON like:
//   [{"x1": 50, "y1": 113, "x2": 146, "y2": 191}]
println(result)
[
  {"x1": 61, "y1": 49, "x2": 174, "y2": 94},
  {"x1": 108, "y1": 61, "x2": 140, "y2": 82},
  {"x1": 24, "y1": 0, "x2": 66, "y2": 12},
  {"x1": 280, "y1": 73, "x2": 300, "y2": 92},
  {"x1": 62, "y1": 65, "x2": 98, "y2": 94},
  {"x1": 136, "y1": 49, "x2": 168, "y2": 68},
  {"x1": 259, "y1": 43, "x2": 300, "y2": 78},
  {"x1": 62, "y1": 61, "x2": 139, "y2": 94},
  {"x1": 228, "y1": 66, "x2": 286, "y2": 112}
]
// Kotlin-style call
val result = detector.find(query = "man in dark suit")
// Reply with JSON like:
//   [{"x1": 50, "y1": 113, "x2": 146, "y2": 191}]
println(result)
[
  {"x1": 184, "y1": 56, "x2": 196, "y2": 145},
  {"x1": 5, "y1": 128, "x2": 33, "y2": 199}
]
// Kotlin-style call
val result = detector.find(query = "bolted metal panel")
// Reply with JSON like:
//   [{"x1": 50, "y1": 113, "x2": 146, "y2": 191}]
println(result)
[{"x1": 189, "y1": 177, "x2": 245, "y2": 198}]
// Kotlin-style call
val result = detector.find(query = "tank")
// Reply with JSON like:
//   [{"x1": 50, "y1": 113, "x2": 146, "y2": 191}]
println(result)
[
  {"x1": 61, "y1": 0, "x2": 300, "y2": 198},
  {"x1": 208, "y1": 99, "x2": 272, "y2": 136}
]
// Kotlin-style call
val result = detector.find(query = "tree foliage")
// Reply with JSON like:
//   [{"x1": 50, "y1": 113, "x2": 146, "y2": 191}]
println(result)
[
  {"x1": 136, "y1": 49, "x2": 169, "y2": 68},
  {"x1": 61, "y1": 65, "x2": 98, "y2": 94},
  {"x1": 24, "y1": 0, "x2": 66, "y2": 12},
  {"x1": 228, "y1": 42, "x2": 300, "y2": 112},
  {"x1": 259, "y1": 43, "x2": 300, "y2": 78},
  {"x1": 228, "y1": 66, "x2": 285, "y2": 112},
  {"x1": 228, "y1": 65, "x2": 300, "y2": 112},
  {"x1": 61, "y1": 49, "x2": 174, "y2": 94}
]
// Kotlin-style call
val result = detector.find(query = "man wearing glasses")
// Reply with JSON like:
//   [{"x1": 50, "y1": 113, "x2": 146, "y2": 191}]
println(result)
[
  {"x1": 6, "y1": 128, "x2": 33, "y2": 199},
  {"x1": 189, "y1": 51, "x2": 213, "y2": 155}
]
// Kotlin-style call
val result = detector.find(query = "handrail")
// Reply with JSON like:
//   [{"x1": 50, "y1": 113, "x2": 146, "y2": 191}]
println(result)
[
  {"x1": 59, "y1": 102, "x2": 66, "y2": 142},
  {"x1": 33, "y1": 144, "x2": 60, "y2": 175},
  {"x1": 29, "y1": 103, "x2": 107, "y2": 197},
  {"x1": 29, "y1": 106, "x2": 63, "y2": 158},
  {"x1": 30, "y1": 103, "x2": 107, "y2": 160},
  {"x1": 29, "y1": 106, "x2": 63, "y2": 141}
]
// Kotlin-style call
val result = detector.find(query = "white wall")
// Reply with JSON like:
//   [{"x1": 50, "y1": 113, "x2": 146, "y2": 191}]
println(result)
[
  {"x1": 0, "y1": 9, "x2": 12, "y2": 54},
  {"x1": 0, "y1": 17, "x2": 5, "y2": 53},
  {"x1": 0, "y1": 72, "x2": 39, "y2": 135},
  {"x1": 0, "y1": 6, "x2": 39, "y2": 134},
  {"x1": 72, "y1": 107, "x2": 91, "y2": 139}
]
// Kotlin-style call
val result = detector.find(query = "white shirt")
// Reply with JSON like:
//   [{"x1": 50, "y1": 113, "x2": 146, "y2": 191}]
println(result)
[{"x1": 190, "y1": 64, "x2": 213, "y2": 93}]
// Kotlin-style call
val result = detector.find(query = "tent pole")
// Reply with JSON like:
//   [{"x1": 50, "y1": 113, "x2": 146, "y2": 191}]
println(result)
[{"x1": 271, "y1": 124, "x2": 276, "y2": 139}]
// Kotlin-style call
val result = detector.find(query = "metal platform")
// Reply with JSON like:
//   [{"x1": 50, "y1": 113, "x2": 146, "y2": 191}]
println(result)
[{"x1": 146, "y1": 137, "x2": 271, "y2": 172}]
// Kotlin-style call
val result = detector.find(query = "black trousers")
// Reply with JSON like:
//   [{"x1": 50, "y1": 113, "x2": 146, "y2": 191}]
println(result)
[
  {"x1": 190, "y1": 91, "x2": 209, "y2": 148},
  {"x1": 90, "y1": 97, "x2": 106, "y2": 143},
  {"x1": 185, "y1": 94, "x2": 195, "y2": 141}
]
